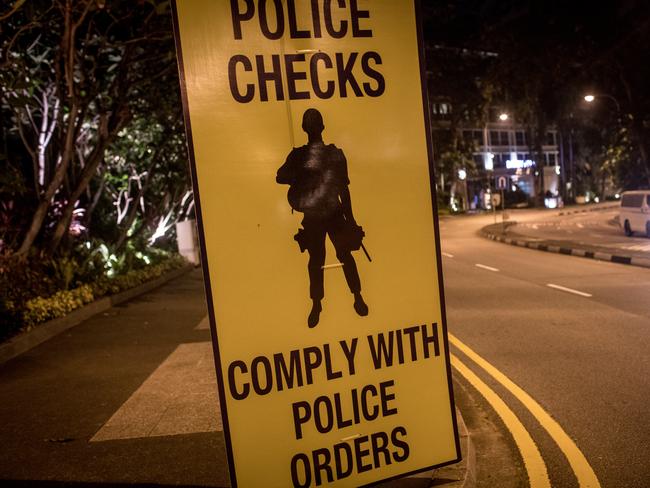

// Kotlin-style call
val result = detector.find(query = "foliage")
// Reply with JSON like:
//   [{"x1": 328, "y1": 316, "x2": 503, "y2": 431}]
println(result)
[
  {"x1": 8, "y1": 254, "x2": 187, "y2": 332},
  {"x1": 0, "y1": 0, "x2": 193, "y2": 258}
]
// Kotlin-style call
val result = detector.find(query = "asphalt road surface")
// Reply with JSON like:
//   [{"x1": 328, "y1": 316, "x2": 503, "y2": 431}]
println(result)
[
  {"x1": 506, "y1": 205, "x2": 650, "y2": 260},
  {"x1": 440, "y1": 209, "x2": 650, "y2": 488}
]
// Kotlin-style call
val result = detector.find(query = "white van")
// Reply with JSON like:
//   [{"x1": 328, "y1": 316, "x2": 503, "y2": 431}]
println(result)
[{"x1": 620, "y1": 190, "x2": 650, "y2": 236}]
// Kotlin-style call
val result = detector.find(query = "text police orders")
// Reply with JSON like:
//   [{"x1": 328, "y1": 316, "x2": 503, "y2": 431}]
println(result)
[{"x1": 228, "y1": 0, "x2": 385, "y2": 102}]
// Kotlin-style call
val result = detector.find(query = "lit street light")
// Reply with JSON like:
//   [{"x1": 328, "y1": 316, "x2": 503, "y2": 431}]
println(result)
[
  {"x1": 499, "y1": 112, "x2": 509, "y2": 121},
  {"x1": 583, "y1": 93, "x2": 620, "y2": 112}
]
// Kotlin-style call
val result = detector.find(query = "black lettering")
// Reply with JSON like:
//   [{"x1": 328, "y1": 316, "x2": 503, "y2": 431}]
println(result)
[
  {"x1": 336, "y1": 52, "x2": 363, "y2": 97},
  {"x1": 403, "y1": 325, "x2": 420, "y2": 361},
  {"x1": 287, "y1": 0, "x2": 310, "y2": 38},
  {"x1": 274, "y1": 350, "x2": 304, "y2": 391},
  {"x1": 259, "y1": 0, "x2": 284, "y2": 40},
  {"x1": 350, "y1": 0, "x2": 372, "y2": 37},
  {"x1": 290, "y1": 453, "x2": 311, "y2": 488},
  {"x1": 256, "y1": 54, "x2": 284, "y2": 101},
  {"x1": 285, "y1": 54, "x2": 310, "y2": 100},
  {"x1": 303, "y1": 346, "x2": 323, "y2": 384},
  {"x1": 367, "y1": 331, "x2": 394, "y2": 369},
  {"x1": 396, "y1": 329, "x2": 405, "y2": 364},
  {"x1": 314, "y1": 395, "x2": 334, "y2": 434},
  {"x1": 228, "y1": 55, "x2": 254, "y2": 103},
  {"x1": 324, "y1": 0, "x2": 348, "y2": 38},
  {"x1": 351, "y1": 387, "x2": 361, "y2": 423},
  {"x1": 292, "y1": 401, "x2": 311, "y2": 440},
  {"x1": 310, "y1": 53, "x2": 335, "y2": 99},
  {"x1": 230, "y1": 0, "x2": 254, "y2": 40},
  {"x1": 339, "y1": 338, "x2": 358, "y2": 375},
  {"x1": 391, "y1": 426, "x2": 410, "y2": 462},
  {"x1": 353, "y1": 435, "x2": 373, "y2": 473},
  {"x1": 371, "y1": 431, "x2": 391, "y2": 467},
  {"x1": 312, "y1": 448, "x2": 334, "y2": 486},
  {"x1": 334, "y1": 392, "x2": 352, "y2": 428},
  {"x1": 333, "y1": 441, "x2": 353, "y2": 479},
  {"x1": 361, "y1": 51, "x2": 384, "y2": 97},
  {"x1": 323, "y1": 344, "x2": 343, "y2": 380},
  {"x1": 380, "y1": 380, "x2": 398, "y2": 416},
  {"x1": 251, "y1": 355, "x2": 273, "y2": 395},
  {"x1": 311, "y1": 0, "x2": 322, "y2": 37},
  {"x1": 361, "y1": 384, "x2": 379, "y2": 420},
  {"x1": 422, "y1": 323, "x2": 440, "y2": 358},
  {"x1": 227, "y1": 360, "x2": 249, "y2": 400}
]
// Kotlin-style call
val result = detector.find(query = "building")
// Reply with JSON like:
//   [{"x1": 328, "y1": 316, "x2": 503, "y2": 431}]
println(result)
[{"x1": 430, "y1": 103, "x2": 563, "y2": 209}]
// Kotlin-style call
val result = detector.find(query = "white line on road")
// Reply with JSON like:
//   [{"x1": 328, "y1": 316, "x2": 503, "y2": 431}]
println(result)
[
  {"x1": 546, "y1": 283, "x2": 592, "y2": 298},
  {"x1": 475, "y1": 263, "x2": 499, "y2": 272},
  {"x1": 442, "y1": 252, "x2": 454, "y2": 258}
]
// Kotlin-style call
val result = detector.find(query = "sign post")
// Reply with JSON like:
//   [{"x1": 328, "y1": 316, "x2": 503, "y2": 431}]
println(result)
[{"x1": 172, "y1": 1, "x2": 459, "y2": 486}]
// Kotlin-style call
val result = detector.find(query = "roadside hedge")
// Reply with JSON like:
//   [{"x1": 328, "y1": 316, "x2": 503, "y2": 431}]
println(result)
[{"x1": 20, "y1": 255, "x2": 187, "y2": 328}]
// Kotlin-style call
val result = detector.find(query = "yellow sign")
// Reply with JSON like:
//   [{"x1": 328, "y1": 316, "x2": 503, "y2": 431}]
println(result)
[{"x1": 172, "y1": 1, "x2": 459, "y2": 486}]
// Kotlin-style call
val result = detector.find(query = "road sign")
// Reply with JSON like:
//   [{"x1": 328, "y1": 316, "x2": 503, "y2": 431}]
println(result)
[
  {"x1": 496, "y1": 175, "x2": 509, "y2": 191},
  {"x1": 172, "y1": 1, "x2": 459, "y2": 486}
]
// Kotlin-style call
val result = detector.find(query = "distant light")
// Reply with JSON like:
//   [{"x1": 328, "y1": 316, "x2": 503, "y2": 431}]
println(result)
[
  {"x1": 458, "y1": 169, "x2": 467, "y2": 180},
  {"x1": 584, "y1": 95, "x2": 595, "y2": 102},
  {"x1": 511, "y1": 185, "x2": 517, "y2": 192},
  {"x1": 545, "y1": 198, "x2": 558, "y2": 209},
  {"x1": 506, "y1": 158, "x2": 535, "y2": 169},
  {"x1": 594, "y1": 196, "x2": 600, "y2": 203},
  {"x1": 615, "y1": 193, "x2": 620, "y2": 199},
  {"x1": 484, "y1": 152, "x2": 494, "y2": 171},
  {"x1": 499, "y1": 113, "x2": 509, "y2": 121},
  {"x1": 555, "y1": 166, "x2": 561, "y2": 175}
]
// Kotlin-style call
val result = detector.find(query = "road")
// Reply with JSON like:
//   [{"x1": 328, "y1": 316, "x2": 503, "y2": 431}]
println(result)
[
  {"x1": 506, "y1": 206, "x2": 650, "y2": 260},
  {"x1": 440, "y1": 209, "x2": 650, "y2": 488}
]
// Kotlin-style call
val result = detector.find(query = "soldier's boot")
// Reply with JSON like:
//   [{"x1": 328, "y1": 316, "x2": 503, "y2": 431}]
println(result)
[
  {"x1": 308, "y1": 299, "x2": 322, "y2": 328},
  {"x1": 353, "y1": 292, "x2": 368, "y2": 316}
]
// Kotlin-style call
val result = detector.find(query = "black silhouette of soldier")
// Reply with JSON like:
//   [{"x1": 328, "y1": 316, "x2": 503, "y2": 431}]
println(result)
[{"x1": 277, "y1": 108, "x2": 368, "y2": 327}]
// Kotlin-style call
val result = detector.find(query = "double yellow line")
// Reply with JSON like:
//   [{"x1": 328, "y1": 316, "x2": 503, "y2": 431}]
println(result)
[{"x1": 449, "y1": 333, "x2": 601, "y2": 488}]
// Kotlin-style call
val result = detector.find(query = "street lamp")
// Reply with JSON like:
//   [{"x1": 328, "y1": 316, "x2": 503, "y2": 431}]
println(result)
[
  {"x1": 499, "y1": 112, "x2": 509, "y2": 121},
  {"x1": 583, "y1": 93, "x2": 620, "y2": 112}
]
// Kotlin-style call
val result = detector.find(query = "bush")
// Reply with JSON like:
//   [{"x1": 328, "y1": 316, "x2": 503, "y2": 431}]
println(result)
[
  {"x1": 23, "y1": 285, "x2": 94, "y2": 326},
  {"x1": 1, "y1": 254, "x2": 188, "y2": 333}
]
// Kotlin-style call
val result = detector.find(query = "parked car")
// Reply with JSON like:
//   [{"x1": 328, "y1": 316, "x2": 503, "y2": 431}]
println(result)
[{"x1": 619, "y1": 190, "x2": 650, "y2": 237}]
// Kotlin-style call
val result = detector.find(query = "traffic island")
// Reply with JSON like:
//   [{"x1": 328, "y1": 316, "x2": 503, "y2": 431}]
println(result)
[{"x1": 480, "y1": 222, "x2": 650, "y2": 269}]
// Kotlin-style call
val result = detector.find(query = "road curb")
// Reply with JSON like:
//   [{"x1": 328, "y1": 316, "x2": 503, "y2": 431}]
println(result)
[
  {"x1": 480, "y1": 225, "x2": 650, "y2": 270},
  {"x1": 556, "y1": 203, "x2": 618, "y2": 216},
  {"x1": 0, "y1": 264, "x2": 195, "y2": 366},
  {"x1": 430, "y1": 408, "x2": 476, "y2": 488}
]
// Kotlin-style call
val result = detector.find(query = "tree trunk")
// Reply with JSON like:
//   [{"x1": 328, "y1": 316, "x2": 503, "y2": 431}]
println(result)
[{"x1": 15, "y1": 104, "x2": 79, "y2": 256}]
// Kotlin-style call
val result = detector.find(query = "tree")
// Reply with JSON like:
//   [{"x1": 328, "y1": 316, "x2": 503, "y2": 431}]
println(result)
[{"x1": 0, "y1": 0, "x2": 191, "y2": 257}]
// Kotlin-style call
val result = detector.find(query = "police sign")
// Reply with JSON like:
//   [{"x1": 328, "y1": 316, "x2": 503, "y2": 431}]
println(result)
[{"x1": 172, "y1": 1, "x2": 459, "y2": 486}]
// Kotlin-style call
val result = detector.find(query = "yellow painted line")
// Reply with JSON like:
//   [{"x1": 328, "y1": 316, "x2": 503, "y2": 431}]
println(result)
[
  {"x1": 450, "y1": 334, "x2": 601, "y2": 488},
  {"x1": 451, "y1": 354, "x2": 550, "y2": 488}
]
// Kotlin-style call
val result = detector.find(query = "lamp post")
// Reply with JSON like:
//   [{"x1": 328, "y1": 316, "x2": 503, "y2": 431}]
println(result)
[{"x1": 584, "y1": 93, "x2": 621, "y2": 113}]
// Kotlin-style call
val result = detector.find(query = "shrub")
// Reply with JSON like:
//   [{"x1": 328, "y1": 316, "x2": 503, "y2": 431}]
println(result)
[{"x1": 21, "y1": 255, "x2": 187, "y2": 328}]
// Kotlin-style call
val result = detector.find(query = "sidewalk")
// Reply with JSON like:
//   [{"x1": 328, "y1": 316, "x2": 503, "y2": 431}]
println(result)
[{"x1": 0, "y1": 269, "x2": 472, "y2": 488}]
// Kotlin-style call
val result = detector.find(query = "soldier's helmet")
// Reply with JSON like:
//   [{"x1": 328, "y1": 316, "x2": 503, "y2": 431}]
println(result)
[{"x1": 302, "y1": 108, "x2": 324, "y2": 136}]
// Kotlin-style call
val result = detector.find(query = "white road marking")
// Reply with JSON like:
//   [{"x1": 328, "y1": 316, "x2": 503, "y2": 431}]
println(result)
[
  {"x1": 91, "y1": 342, "x2": 221, "y2": 441},
  {"x1": 475, "y1": 263, "x2": 500, "y2": 272},
  {"x1": 546, "y1": 283, "x2": 592, "y2": 298},
  {"x1": 442, "y1": 252, "x2": 454, "y2": 258}
]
